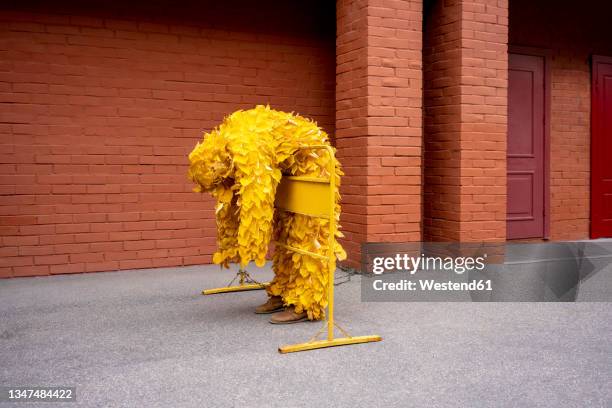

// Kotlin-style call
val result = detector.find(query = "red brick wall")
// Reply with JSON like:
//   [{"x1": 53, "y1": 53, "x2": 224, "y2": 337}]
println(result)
[
  {"x1": 459, "y1": 0, "x2": 507, "y2": 242},
  {"x1": 424, "y1": 0, "x2": 508, "y2": 242},
  {"x1": 0, "y1": 1, "x2": 335, "y2": 278},
  {"x1": 423, "y1": 0, "x2": 462, "y2": 241},
  {"x1": 336, "y1": 0, "x2": 423, "y2": 268},
  {"x1": 336, "y1": 0, "x2": 369, "y2": 266},
  {"x1": 510, "y1": 0, "x2": 612, "y2": 240},
  {"x1": 548, "y1": 55, "x2": 591, "y2": 240}
]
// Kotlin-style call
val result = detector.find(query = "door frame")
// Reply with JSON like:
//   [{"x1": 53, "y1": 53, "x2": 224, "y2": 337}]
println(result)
[
  {"x1": 508, "y1": 45, "x2": 551, "y2": 239},
  {"x1": 590, "y1": 55, "x2": 612, "y2": 238}
]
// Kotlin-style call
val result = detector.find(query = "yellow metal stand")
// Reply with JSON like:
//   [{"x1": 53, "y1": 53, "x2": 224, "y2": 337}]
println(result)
[
  {"x1": 202, "y1": 269, "x2": 269, "y2": 295},
  {"x1": 276, "y1": 145, "x2": 382, "y2": 354},
  {"x1": 279, "y1": 335, "x2": 382, "y2": 353}
]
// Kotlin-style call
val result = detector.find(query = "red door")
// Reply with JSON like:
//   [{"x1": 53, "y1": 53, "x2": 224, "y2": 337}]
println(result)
[
  {"x1": 591, "y1": 56, "x2": 612, "y2": 238},
  {"x1": 507, "y1": 53, "x2": 546, "y2": 239}
]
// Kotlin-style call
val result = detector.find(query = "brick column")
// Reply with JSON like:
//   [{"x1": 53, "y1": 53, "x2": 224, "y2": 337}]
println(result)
[
  {"x1": 336, "y1": 0, "x2": 423, "y2": 268},
  {"x1": 424, "y1": 0, "x2": 508, "y2": 242}
]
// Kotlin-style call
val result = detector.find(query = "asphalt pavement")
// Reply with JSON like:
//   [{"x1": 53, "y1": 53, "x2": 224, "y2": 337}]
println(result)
[{"x1": 1, "y1": 264, "x2": 611, "y2": 407}]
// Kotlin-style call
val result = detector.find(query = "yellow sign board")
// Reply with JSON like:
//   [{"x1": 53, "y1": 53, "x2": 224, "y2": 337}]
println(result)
[{"x1": 275, "y1": 176, "x2": 331, "y2": 219}]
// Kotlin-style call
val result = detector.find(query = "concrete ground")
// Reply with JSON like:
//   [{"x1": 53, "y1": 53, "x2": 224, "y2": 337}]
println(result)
[{"x1": 0, "y1": 264, "x2": 611, "y2": 408}]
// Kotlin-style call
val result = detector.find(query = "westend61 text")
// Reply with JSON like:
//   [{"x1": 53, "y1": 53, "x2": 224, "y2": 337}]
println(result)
[{"x1": 373, "y1": 279, "x2": 493, "y2": 292}]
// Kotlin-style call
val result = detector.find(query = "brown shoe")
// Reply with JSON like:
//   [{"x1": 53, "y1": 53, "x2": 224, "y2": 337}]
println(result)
[
  {"x1": 254, "y1": 296, "x2": 284, "y2": 314},
  {"x1": 269, "y1": 306, "x2": 308, "y2": 324}
]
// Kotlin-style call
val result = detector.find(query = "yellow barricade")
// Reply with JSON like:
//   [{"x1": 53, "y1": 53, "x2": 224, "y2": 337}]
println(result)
[
  {"x1": 201, "y1": 144, "x2": 382, "y2": 353},
  {"x1": 274, "y1": 145, "x2": 381, "y2": 353}
]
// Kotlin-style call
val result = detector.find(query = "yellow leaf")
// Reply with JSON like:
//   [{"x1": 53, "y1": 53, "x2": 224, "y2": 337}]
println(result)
[{"x1": 212, "y1": 252, "x2": 223, "y2": 264}]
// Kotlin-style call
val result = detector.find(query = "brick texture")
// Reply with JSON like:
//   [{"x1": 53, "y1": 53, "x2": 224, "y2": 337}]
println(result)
[
  {"x1": 424, "y1": 0, "x2": 508, "y2": 242},
  {"x1": 510, "y1": 0, "x2": 612, "y2": 240},
  {"x1": 3, "y1": 0, "x2": 608, "y2": 280},
  {"x1": 336, "y1": 0, "x2": 423, "y2": 268},
  {"x1": 0, "y1": 1, "x2": 335, "y2": 278},
  {"x1": 549, "y1": 55, "x2": 590, "y2": 240}
]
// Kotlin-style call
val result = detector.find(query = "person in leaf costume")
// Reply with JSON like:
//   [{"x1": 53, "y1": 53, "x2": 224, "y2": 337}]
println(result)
[{"x1": 188, "y1": 105, "x2": 346, "y2": 323}]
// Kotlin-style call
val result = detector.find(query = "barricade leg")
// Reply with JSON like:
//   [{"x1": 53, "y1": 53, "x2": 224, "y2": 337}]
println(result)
[{"x1": 202, "y1": 269, "x2": 269, "y2": 295}]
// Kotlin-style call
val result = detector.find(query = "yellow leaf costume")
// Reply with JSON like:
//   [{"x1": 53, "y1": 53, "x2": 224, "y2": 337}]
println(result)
[{"x1": 188, "y1": 105, "x2": 346, "y2": 320}]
